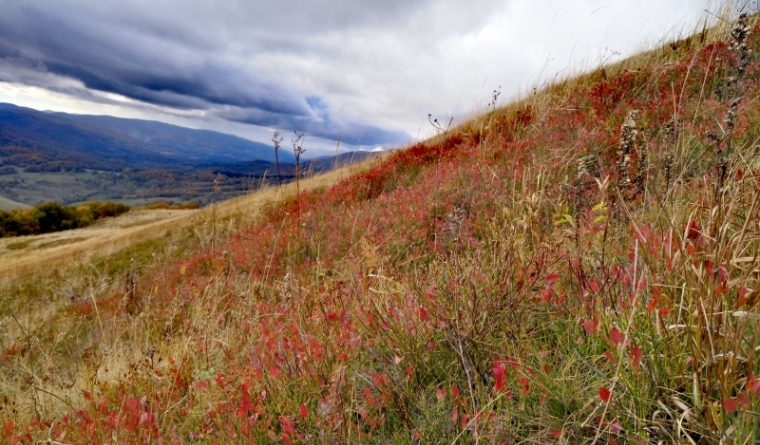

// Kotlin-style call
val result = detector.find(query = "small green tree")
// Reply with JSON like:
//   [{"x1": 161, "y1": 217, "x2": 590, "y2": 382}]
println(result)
[
  {"x1": 33, "y1": 202, "x2": 77, "y2": 233},
  {"x1": 9, "y1": 209, "x2": 40, "y2": 235}
]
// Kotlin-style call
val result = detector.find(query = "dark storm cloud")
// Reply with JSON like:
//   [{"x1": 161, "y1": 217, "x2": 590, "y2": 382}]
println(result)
[
  {"x1": 0, "y1": 4, "x2": 309, "y2": 113},
  {"x1": 0, "y1": 0, "x2": 709, "y2": 150},
  {"x1": 0, "y1": 0, "x2": 420, "y2": 145}
]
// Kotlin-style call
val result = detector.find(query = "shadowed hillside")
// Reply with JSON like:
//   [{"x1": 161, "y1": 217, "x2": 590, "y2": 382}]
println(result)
[
  {"x1": 3, "y1": 11, "x2": 760, "y2": 444},
  {"x1": 0, "y1": 103, "x2": 294, "y2": 170},
  {"x1": 0, "y1": 104, "x2": 374, "y2": 206},
  {"x1": 52, "y1": 113, "x2": 295, "y2": 164}
]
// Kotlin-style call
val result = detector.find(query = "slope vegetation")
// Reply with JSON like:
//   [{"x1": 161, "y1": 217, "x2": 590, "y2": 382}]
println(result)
[{"x1": 3, "y1": 13, "x2": 760, "y2": 444}]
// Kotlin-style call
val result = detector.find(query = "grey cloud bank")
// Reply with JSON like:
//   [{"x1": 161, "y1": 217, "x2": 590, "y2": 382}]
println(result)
[{"x1": 0, "y1": 0, "x2": 715, "y2": 155}]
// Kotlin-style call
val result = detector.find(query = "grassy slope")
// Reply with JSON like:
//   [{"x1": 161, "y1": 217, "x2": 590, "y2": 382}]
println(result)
[
  {"x1": 0, "y1": 194, "x2": 29, "y2": 211},
  {"x1": 0, "y1": 209, "x2": 191, "y2": 276},
  {"x1": 3, "y1": 14, "x2": 760, "y2": 444}
]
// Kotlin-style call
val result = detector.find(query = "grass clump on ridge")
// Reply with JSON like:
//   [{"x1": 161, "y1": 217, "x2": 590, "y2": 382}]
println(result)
[{"x1": 3, "y1": 9, "x2": 760, "y2": 445}]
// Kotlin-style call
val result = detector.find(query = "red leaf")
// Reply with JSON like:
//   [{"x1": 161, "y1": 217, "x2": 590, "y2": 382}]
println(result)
[
  {"x1": 372, "y1": 373, "x2": 384, "y2": 386},
  {"x1": 552, "y1": 430, "x2": 562, "y2": 439},
  {"x1": 704, "y1": 260, "x2": 714, "y2": 277},
  {"x1": 687, "y1": 220, "x2": 701, "y2": 242},
  {"x1": 739, "y1": 287, "x2": 749, "y2": 306},
  {"x1": 610, "y1": 328, "x2": 627, "y2": 346},
  {"x1": 629, "y1": 346, "x2": 642, "y2": 371},
  {"x1": 493, "y1": 358, "x2": 507, "y2": 392},
  {"x1": 280, "y1": 415, "x2": 296, "y2": 435},
  {"x1": 237, "y1": 388, "x2": 253, "y2": 418},
  {"x1": 583, "y1": 317, "x2": 599, "y2": 335},
  {"x1": 589, "y1": 281, "x2": 600, "y2": 294},
  {"x1": 738, "y1": 391, "x2": 751, "y2": 407},
  {"x1": 3, "y1": 422, "x2": 14, "y2": 439},
  {"x1": 646, "y1": 296, "x2": 659, "y2": 314},
  {"x1": 749, "y1": 375, "x2": 760, "y2": 394},
  {"x1": 417, "y1": 306, "x2": 428, "y2": 321},
  {"x1": 547, "y1": 274, "x2": 559, "y2": 285},
  {"x1": 436, "y1": 387, "x2": 446, "y2": 403},
  {"x1": 599, "y1": 387, "x2": 612, "y2": 403},
  {"x1": 639, "y1": 224, "x2": 651, "y2": 240},
  {"x1": 519, "y1": 377, "x2": 530, "y2": 395},
  {"x1": 299, "y1": 403, "x2": 308, "y2": 419},
  {"x1": 723, "y1": 398, "x2": 739, "y2": 412}
]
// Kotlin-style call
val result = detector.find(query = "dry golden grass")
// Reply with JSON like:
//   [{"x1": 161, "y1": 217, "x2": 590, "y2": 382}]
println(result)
[
  {"x1": 0, "y1": 154, "x2": 389, "y2": 428},
  {"x1": 0, "y1": 155, "x2": 385, "y2": 280},
  {"x1": 212, "y1": 152, "x2": 387, "y2": 222},
  {"x1": 0, "y1": 210, "x2": 190, "y2": 276}
]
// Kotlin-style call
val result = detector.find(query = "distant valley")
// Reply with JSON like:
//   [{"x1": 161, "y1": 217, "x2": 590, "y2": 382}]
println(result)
[{"x1": 0, "y1": 103, "x2": 377, "y2": 208}]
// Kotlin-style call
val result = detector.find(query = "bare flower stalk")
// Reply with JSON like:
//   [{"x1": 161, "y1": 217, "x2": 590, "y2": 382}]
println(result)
[
  {"x1": 575, "y1": 154, "x2": 600, "y2": 211},
  {"x1": 292, "y1": 130, "x2": 305, "y2": 234},
  {"x1": 428, "y1": 113, "x2": 453, "y2": 135},
  {"x1": 487, "y1": 86, "x2": 501, "y2": 113},
  {"x1": 711, "y1": 13, "x2": 752, "y2": 196},
  {"x1": 616, "y1": 110, "x2": 647, "y2": 201},
  {"x1": 272, "y1": 131, "x2": 284, "y2": 197}
]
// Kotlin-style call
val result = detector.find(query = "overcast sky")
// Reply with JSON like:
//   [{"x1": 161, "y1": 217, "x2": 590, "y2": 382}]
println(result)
[{"x1": 0, "y1": 0, "x2": 721, "y2": 156}]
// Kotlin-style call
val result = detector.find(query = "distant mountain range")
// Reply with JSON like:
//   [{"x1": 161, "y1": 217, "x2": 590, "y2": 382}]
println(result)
[
  {"x1": 0, "y1": 102, "x2": 380, "y2": 207},
  {"x1": 0, "y1": 102, "x2": 293, "y2": 171},
  {"x1": 52, "y1": 112, "x2": 295, "y2": 164}
]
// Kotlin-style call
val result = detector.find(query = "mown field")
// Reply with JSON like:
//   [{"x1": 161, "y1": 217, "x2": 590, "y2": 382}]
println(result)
[{"x1": 3, "y1": 11, "x2": 760, "y2": 445}]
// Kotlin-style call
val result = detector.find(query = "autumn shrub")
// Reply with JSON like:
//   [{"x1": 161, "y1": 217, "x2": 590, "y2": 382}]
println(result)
[{"x1": 0, "y1": 200, "x2": 130, "y2": 238}]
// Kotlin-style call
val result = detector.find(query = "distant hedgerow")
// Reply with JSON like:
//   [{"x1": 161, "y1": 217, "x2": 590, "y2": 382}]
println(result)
[{"x1": 0, "y1": 200, "x2": 129, "y2": 237}]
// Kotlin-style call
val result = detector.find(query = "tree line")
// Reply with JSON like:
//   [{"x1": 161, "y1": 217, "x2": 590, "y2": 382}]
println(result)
[{"x1": 0, "y1": 201, "x2": 130, "y2": 237}]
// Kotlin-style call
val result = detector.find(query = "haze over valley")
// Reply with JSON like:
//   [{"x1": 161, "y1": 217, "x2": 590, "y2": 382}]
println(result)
[{"x1": 0, "y1": 102, "x2": 376, "y2": 207}]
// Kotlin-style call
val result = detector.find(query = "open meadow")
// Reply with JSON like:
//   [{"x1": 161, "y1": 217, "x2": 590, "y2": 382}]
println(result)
[{"x1": 3, "y1": 12, "x2": 760, "y2": 445}]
